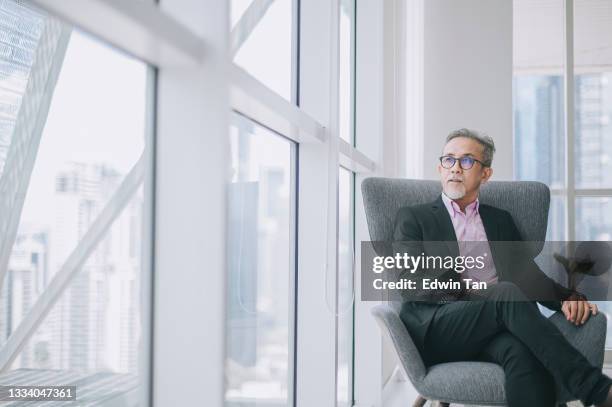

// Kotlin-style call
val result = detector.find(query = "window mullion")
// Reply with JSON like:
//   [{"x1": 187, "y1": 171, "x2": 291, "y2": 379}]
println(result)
[
  {"x1": 230, "y1": 64, "x2": 327, "y2": 143},
  {"x1": 30, "y1": 0, "x2": 205, "y2": 67},
  {"x1": 339, "y1": 139, "x2": 375, "y2": 173},
  {"x1": 564, "y1": 0, "x2": 576, "y2": 241}
]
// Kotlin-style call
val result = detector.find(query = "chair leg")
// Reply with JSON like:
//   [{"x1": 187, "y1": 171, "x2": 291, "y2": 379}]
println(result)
[{"x1": 412, "y1": 395, "x2": 427, "y2": 407}]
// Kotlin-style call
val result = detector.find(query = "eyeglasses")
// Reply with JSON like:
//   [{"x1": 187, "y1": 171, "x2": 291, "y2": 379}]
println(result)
[{"x1": 439, "y1": 155, "x2": 488, "y2": 170}]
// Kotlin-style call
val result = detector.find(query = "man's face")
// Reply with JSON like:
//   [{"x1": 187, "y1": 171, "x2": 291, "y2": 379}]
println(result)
[{"x1": 437, "y1": 137, "x2": 493, "y2": 201}]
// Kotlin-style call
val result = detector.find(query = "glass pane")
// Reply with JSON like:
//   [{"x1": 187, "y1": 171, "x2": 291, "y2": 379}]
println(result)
[
  {"x1": 339, "y1": 0, "x2": 353, "y2": 143},
  {"x1": 575, "y1": 73, "x2": 612, "y2": 188},
  {"x1": 513, "y1": 75, "x2": 565, "y2": 187},
  {"x1": 593, "y1": 301, "x2": 612, "y2": 349},
  {"x1": 232, "y1": 0, "x2": 293, "y2": 101},
  {"x1": 576, "y1": 197, "x2": 612, "y2": 241},
  {"x1": 231, "y1": 0, "x2": 254, "y2": 26},
  {"x1": 337, "y1": 167, "x2": 354, "y2": 407},
  {"x1": 576, "y1": 196, "x2": 612, "y2": 348},
  {"x1": 226, "y1": 113, "x2": 295, "y2": 406},
  {"x1": 547, "y1": 195, "x2": 566, "y2": 241},
  {"x1": 5, "y1": 188, "x2": 145, "y2": 401},
  {"x1": 574, "y1": 1, "x2": 612, "y2": 188},
  {"x1": 0, "y1": 2, "x2": 150, "y2": 402},
  {"x1": 513, "y1": 0, "x2": 565, "y2": 187}
]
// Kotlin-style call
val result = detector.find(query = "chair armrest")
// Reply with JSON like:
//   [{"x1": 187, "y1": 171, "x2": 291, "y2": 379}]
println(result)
[{"x1": 549, "y1": 311, "x2": 607, "y2": 368}]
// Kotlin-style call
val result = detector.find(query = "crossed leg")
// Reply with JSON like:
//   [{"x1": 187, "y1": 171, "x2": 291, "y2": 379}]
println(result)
[{"x1": 421, "y1": 282, "x2": 612, "y2": 407}]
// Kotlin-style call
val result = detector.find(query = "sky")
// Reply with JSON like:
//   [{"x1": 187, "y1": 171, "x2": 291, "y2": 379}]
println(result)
[{"x1": 20, "y1": 28, "x2": 148, "y2": 228}]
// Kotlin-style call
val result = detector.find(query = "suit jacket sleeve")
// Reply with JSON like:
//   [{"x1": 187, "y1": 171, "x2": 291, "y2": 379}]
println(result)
[{"x1": 502, "y1": 211, "x2": 575, "y2": 311}]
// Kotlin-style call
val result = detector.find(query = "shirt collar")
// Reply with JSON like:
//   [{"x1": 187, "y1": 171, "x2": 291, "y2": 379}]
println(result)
[{"x1": 441, "y1": 192, "x2": 480, "y2": 218}]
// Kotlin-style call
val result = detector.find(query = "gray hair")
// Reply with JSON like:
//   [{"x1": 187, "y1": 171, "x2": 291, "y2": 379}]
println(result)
[{"x1": 445, "y1": 128, "x2": 496, "y2": 167}]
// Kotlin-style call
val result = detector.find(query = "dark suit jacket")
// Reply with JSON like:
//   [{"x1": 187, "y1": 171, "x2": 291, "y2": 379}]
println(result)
[{"x1": 393, "y1": 195, "x2": 576, "y2": 352}]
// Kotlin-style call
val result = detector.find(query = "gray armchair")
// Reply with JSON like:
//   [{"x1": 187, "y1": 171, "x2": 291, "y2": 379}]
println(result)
[{"x1": 362, "y1": 178, "x2": 607, "y2": 406}]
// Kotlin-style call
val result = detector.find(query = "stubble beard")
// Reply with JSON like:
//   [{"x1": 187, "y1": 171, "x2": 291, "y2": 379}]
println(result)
[{"x1": 444, "y1": 182, "x2": 466, "y2": 200}]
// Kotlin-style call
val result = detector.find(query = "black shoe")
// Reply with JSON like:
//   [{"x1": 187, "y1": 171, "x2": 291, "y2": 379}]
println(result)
[{"x1": 596, "y1": 386, "x2": 612, "y2": 407}]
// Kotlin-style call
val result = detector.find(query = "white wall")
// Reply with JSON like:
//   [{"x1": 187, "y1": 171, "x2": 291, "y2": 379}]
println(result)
[{"x1": 422, "y1": 0, "x2": 513, "y2": 180}]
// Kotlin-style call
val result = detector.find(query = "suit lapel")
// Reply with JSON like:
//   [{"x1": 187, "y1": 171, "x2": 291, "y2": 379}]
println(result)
[
  {"x1": 478, "y1": 204, "x2": 499, "y2": 241},
  {"x1": 478, "y1": 204, "x2": 504, "y2": 278},
  {"x1": 431, "y1": 196, "x2": 459, "y2": 257}
]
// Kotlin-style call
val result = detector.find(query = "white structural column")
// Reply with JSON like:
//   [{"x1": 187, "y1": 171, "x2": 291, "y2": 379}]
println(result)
[
  {"x1": 154, "y1": 0, "x2": 229, "y2": 406},
  {"x1": 354, "y1": 0, "x2": 386, "y2": 406},
  {"x1": 422, "y1": 0, "x2": 513, "y2": 180},
  {"x1": 296, "y1": 0, "x2": 339, "y2": 406}
]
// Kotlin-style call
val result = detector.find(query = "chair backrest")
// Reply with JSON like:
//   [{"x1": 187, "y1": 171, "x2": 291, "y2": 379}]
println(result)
[
  {"x1": 363, "y1": 178, "x2": 550, "y2": 385},
  {"x1": 361, "y1": 178, "x2": 550, "y2": 247}
]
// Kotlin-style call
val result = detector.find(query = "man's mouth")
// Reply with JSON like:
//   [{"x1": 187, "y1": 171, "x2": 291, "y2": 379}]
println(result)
[{"x1": 448, "y1": 179, "x2": 463, "y2": 183}]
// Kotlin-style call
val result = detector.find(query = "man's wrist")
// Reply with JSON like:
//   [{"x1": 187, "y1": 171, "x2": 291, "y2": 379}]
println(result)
[{"x1": 565, "y1": 291, "x2": 587, "y2": 302}]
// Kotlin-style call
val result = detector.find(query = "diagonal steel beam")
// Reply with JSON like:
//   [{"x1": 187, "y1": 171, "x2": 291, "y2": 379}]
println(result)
[
  {"x1": 231, "y1": 0, "x2": 275, "y2": 57},
  {"x1": 0, "y1": 153, "x2": 145, "y2": 373},
  {"x1": 0, "y1": 15, "x2": 71, "y2": 294}
]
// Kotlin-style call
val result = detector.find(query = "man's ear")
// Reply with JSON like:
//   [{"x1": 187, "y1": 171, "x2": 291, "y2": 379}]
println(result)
[{"x1": 482, "y1": 167, "x2": 493, "y2": 183}]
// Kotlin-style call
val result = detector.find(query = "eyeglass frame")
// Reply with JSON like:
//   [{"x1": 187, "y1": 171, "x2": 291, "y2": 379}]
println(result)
[{"x1": 439, "y1": 155, "x2": 489, "y2": 170}]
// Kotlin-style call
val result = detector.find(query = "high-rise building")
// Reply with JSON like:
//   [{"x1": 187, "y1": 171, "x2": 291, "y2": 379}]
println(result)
[
  {"x1": 3, "y1": 227, "x2": 49, "y2": 368},
  {"x1": 37, "y1": 162, "x2": 142, "y2": 373}
]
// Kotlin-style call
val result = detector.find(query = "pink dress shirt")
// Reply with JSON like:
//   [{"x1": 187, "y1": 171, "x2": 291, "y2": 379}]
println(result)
[{"x1": 441, "y1": 193, "x2": 499, "y2": 285}]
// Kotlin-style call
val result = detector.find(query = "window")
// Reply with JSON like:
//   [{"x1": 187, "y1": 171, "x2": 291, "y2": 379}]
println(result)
[
  {"x1": 575, "y1": 73, "x2": 612, "y2": 189},
  {"x1": 513, "y1": 75, "x2": 565, "y2": 189},
  {"x1": 0, "y1": 1, "x2": 152, "y2": 403},
  {"x1": 225, "y1": 112, "x2": 296, "y2": 406},
  {"x1": 21, "y1": 0, "x2": 382, "y2": 404},
  {"x1": 225, "y1": 1, "x2": 298, "y2": 405},
  {"x1": 514, "y1": 0, "x2": 612, "y2": 347},
  {"x1": 231, "y1": 0, "x2": 295, "y2": 101}
]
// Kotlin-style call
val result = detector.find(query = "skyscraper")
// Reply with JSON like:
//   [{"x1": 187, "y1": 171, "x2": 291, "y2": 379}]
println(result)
[{"x1": 34, "y1": 162, "x2": 143, "y2": 373}]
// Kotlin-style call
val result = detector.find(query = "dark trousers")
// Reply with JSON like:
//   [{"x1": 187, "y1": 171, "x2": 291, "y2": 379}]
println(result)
[{"x1": 421, "y1": 282, "x2": 612, "y2": 407}]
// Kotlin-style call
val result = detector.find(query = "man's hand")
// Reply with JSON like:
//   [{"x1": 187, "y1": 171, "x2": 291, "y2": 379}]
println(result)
[{"x1": 561, "y1": 300, "x2": 598, "y2": 326}]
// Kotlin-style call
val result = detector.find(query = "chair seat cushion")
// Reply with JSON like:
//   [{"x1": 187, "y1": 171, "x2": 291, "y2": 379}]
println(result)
[{"x1": 420, "y1": 361, "x2": 506, "y2": 405}]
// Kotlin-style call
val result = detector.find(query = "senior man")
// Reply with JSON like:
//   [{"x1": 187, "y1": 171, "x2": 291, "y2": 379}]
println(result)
[{"x1": 393, "y1": 129, "x2": 612, "y2": 407}]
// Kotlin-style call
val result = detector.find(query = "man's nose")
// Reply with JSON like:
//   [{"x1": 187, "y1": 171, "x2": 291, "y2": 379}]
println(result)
[{"x1": 450, "y1": 159, "x2": 463, "y2": 173}]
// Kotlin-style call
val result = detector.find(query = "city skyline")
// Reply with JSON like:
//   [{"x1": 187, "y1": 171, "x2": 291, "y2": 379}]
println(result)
[{"x1": 1, "y1": 161, "x2": 143, "y2": 374}]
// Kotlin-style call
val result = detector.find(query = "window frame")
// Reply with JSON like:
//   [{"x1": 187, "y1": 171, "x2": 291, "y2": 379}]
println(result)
[
  {"x1": 26, "y1": 0, "x2": 380, "y2": 406},
  {"x1": 514, "y1": 0, "x2": 612, "y2": 358}
]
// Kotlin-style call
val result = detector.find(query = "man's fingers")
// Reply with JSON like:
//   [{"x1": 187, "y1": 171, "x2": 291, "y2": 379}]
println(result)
[
  {"x1": 563, "y1": 301, "x2": 597, "y2": 325},
  {"x1": 575, "y1": 302, "x2": 585, "y2": 325},
  {"x1": 562, "y1": 301, "x2": 571, "y2": 319},
  {"x1": 580, "y1": 303, "x2": 590, "y2": 324},
  {"x1": 569, "y1": 301, "x2": 577, "y2": 322}
]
